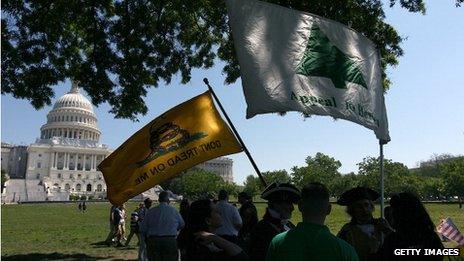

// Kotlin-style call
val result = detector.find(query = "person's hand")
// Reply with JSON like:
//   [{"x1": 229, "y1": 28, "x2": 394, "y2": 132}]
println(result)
[
  {"x1": 194, "y1": 231, "x2": 217, "y2": 245},
  {"x1": 374, "y1": 218, "x2": 394, "y2": 233}
]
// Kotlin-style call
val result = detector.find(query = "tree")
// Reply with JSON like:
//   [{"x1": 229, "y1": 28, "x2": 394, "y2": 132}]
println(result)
[
  {"x1": 262, "y1": 170, "x2": 292, "y2": 185},
  {"x1": 330, "y1": 172, "x2": 361, "y2": 198},
  {"x1": 356, "y1": 156, "x2": 410, "y2": 197},
  {"x1": 1, "y1": 170, "x2": 9, "y2": 193},
  {"x1": 243, "y1": 175, "x2": 262, "y2": 198},
  {"x1": 440, "y1": 157, "x2": 464, "y2": 208},
  {"x1": 420, "y1": 177, "x2": 445, "y2": 200},
  {"x1": 163, "y1": 169, "x2": 225, "y2": 200},
  {"x1": 241, "y1": 170, "x2": 291, "y2": 198},
  {"x1": 291, "y1": 153, "x2": 341, "y2": 195},
  {"x1": 2, "y1": 0, "x2": 441, "y2": 119},
  {"x1": 218, "y1": 182, "x2": 240, "y2": 198}
]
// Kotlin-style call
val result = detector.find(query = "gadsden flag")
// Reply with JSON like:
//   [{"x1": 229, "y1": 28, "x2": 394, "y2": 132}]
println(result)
[{"x1": 99, "y1": 91, "x2": 243, "y2": 205}]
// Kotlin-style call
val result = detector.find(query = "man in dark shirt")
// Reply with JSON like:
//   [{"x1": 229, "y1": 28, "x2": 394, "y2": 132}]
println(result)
[
  {"x1": 238, "y1": 192, "x2": 258, "y2": 250},
  {"x1": 248, "y1": 182, "x2": 301, "y2": 261}
]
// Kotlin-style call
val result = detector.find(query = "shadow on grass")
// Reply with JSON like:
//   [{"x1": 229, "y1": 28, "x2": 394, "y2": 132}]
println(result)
[
  {"x1": 1, "y1": 252, "x2": 112, "y2": 260},
  {"x1": 1, "y1": 242, "x2": 138, "y2": 261},
  {"x1": 90, "y1": 240, "x2": 111, "y2": 249},
  {"x1": 90, "y1": 241, "x2": 138, "y2": 250}
]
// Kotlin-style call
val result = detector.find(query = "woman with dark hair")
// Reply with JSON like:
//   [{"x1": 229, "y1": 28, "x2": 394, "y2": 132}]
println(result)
[
  {"x1": 177, "y1": 199, "x2": 248, "y2": 261},
  {"x1": 337, "y1": 187, "x2": 394, "y2": 261},
  {"x1": 179, "y1": 198, "x2": 190, "y2": 223},
  {"x1": 377, "y1": 192, "x2": 444, "y2": 260}
]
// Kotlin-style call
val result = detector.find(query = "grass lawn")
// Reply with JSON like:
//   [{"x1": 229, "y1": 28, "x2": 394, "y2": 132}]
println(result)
[{"x1": 1, "y1": 202, "x2": 463, "y2": 260}]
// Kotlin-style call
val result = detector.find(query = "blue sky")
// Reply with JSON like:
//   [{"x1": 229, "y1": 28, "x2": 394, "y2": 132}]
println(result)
[{"x1": 2, "y1": 1, "x2": 463, "y2": 185}]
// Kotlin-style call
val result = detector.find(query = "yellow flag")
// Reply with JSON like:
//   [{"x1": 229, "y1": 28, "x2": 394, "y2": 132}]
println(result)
[{"x1": 99, "y1": 91, "x2": 243, "y2": 205}]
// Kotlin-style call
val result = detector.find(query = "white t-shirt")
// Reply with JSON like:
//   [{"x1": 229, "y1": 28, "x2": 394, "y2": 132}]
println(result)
[
  {"x1": 214, "y1": 200, "x2": 243, "y2": 236},
  {"x1": 142, "y1": 202, "x2": 185, "y2": 236}
]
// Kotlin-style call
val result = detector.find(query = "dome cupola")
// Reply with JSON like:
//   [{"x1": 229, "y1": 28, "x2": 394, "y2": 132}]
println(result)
[{"x1": 40, "y1": 81, "x2": 101, "y2": 142}]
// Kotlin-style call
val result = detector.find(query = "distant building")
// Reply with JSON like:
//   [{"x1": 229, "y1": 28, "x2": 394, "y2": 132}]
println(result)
[
  {"x1": 1, "y1": 143, "x2": 28, "y2": 178},
  {"x1": 409, "y1": 155, "x2": 464, "y2": 173},
  {"x1": 196, "y1": 157, "x2": 234, "y2": 183},
  {"x1": 2, "y1": 82, "x2": 234, "y2": 202}
]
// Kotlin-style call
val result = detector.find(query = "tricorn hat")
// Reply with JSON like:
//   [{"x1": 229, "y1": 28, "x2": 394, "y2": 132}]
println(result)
[
  {"x1": 261, "y1": 182, "x2": 301, "y2": 203},
  {"x1": 337, "y1": 187, "x2": 380, "y2": 206}
]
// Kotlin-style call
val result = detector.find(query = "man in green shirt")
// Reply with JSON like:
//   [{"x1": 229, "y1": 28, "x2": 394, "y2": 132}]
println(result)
[{"x1": 266, "y1": 182, "x2": 359, "y2": 261}]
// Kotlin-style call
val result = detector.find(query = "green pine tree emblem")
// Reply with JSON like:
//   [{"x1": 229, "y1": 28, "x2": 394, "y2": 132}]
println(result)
[{"x1": 296, "y1": 24, "x2": 368, "y2": 89}]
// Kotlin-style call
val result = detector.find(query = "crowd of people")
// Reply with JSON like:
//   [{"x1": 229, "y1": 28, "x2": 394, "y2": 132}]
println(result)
[{"x1": 104, "y1": 183, "x2": 450, "y2": 261}]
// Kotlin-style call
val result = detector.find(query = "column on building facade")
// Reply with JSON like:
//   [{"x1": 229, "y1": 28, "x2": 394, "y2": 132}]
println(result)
[
  {"x1": 49, "y1": 151, "x2": 54, "y2": 170},
  {"x1": 64, "y1": 152, "x2": 68, "y2": 170},
  {"x1": 83, "y1": 154, "x2": 86, "y2": 171},
  {"x1": 91, "y1": 154, "x2": 96, "y2": 170},
  {"x1": 74, "y1": 153, "x2": 78, "y2": 170},
  {"x1": 54, "y1": 152, "x2": 58, "y2": 168}
]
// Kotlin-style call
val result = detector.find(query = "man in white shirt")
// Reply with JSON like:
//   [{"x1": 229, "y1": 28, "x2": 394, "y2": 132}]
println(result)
[
  {"x1": 142, "y1": 191, "x2": 184, "y2": 261},
  {"x1": 215, "y1": 189, "x2": 243, "y2": 244}
]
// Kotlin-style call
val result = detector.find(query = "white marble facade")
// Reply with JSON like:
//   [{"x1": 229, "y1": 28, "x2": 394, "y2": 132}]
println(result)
[
  {"x1": 2, "y1": 81, "x2": 235, "y2": 203},
  {"x1": 4, "y1": 82, "x2": 112, "y2": 202}
]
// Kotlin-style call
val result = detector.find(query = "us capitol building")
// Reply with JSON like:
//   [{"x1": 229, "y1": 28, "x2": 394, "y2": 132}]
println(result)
[{"x1": 2, "y1": 82, "x2": 234, "y2": 203}]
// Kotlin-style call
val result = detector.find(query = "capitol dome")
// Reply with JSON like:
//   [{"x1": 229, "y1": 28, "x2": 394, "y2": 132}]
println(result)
[
  {"x1": 53, "y1": 85, "x2": 94, "y2": 112},
  {"x1": 39, "y1": 81, "x2": 101, "y2": 142}
]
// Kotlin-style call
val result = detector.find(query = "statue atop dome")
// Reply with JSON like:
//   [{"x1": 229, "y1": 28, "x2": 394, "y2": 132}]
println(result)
[{"x1": 69, "y1": 80, "x2": 80, "y2": 94}]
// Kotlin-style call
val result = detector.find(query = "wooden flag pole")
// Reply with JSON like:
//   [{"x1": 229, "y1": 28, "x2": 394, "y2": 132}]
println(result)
[
  {"x1": 203, "y1": 78, "x2": 268, "y2": 187},
  {"x1": 379, "y1": 140, "x2": 385, "y2": 218}
]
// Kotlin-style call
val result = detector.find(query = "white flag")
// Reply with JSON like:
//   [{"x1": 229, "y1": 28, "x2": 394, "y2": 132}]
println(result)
[{"x1": 226, "y1": 0, "x2": 390, "y2": 142}]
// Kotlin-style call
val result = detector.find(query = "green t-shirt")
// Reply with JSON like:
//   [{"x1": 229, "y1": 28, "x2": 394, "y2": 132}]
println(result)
[{"x1": 266, "y1": 222, "x2": 359, "y2": 261}]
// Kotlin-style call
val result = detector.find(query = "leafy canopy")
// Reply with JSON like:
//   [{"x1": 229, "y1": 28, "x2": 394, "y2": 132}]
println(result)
[{"x1": 2, "y1": 0, "x2": 459, "y2": 119}]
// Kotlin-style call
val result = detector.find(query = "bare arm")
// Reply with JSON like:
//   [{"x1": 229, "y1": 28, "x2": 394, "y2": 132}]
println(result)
[{"x1": 195, "y1": 231, "x2": 243, "y2": 256}]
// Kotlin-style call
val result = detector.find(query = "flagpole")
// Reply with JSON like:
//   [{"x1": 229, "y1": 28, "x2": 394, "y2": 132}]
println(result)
[
  {"x1": 203, "y1": 78, "x2": 268, "y2": 187},
  {"x1": 379, "y1": 140, "x2": 385, "y2": 219}
]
